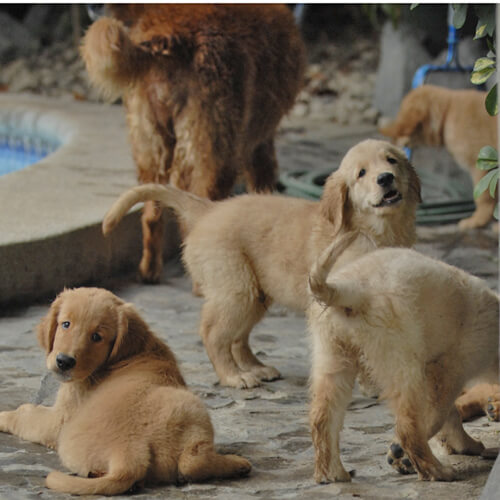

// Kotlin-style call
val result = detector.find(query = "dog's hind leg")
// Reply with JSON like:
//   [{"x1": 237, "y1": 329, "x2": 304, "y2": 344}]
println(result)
[
  {"x1": 309, "y1": 341, "x2": 356, "y2": 483},
  {"x1": 436, "y1": 405, "x2": 485, "y2": 455},
  {"x1": 200, "y1": 297, "x2": 265, "y2": 389},
  {"x1": 230, "y1": 294, "x2": 281, "y2": 383},
  {"x1": 178, "y1": 440, "x2": 251, "y2": 483},
  {"x1": 393, "y1": 399, "x2": 455, "y2": 481}
]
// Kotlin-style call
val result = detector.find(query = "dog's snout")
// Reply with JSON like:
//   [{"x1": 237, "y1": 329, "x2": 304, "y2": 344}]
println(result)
[
  {"x1": 56, "y1": 353, "x2": 76, "y2": 371},
  {"x1": 377, "y1": 172, "x2": 395, "y2": 187}
]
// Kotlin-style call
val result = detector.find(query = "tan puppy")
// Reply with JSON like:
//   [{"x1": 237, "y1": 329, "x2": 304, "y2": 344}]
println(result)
[
  {"x1": 81, "y1": 4, "x2": 305, "y2": 283},
  {"x1": 308, "y1": 233, "x2": 499, "y2": 483},
  {"x1": 379, "y1": 84, "x2": 497, "y2": 229},
  {"x1": 103, "y1": 139, "x2": 422, "y2": 389},
  {"x1": 0, "y1": 288, "x2": 250, "y2": 496}
]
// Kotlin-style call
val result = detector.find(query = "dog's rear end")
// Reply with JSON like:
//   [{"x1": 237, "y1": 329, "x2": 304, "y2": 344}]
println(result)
[{"x1": 308, "y1": 241, "x2": 499, "y2": 482}]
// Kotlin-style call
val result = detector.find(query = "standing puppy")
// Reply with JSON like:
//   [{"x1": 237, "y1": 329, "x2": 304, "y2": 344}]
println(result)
[
  {"x1": 0, "y1": 288, "x2": 250, "y2": 495},
  {"x1": 308, "y1": 233, "x2": 499, "y2": 483},
  {"x1": 379, "y1": 85, "x2": 497, "y2": 229},
  {"x1": 81, "y1": 4, "x2": 306, "y2": 282},
  {"x1": 103, "y1": 140, "x2": 422, "y2": 389}
]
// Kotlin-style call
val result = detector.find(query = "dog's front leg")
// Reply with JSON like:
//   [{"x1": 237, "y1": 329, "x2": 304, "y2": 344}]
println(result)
[
  {"x1": 0, "y1": 403, "x2": 63, "y2": 449},
  {"x1": 309, "y1": 341, "x2": 356, "y2": 483}
]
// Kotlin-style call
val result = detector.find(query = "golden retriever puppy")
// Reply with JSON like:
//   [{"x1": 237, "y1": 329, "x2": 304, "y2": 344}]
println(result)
[
  {"x1": 81, "y1": 4, "x2": 305, "y2": 283},
  {"x1": 0, "y1": 288, "x2": 251, "y2": 496},
  {"x1": 103, "y1": 139, "x2": 422, "y2": 389},
  {"x1": 379, "y1": 84, "x2": 497, "y2": 230},
  {"x1": 308, "y1": 233, "x2": 499, "y2": 483}
]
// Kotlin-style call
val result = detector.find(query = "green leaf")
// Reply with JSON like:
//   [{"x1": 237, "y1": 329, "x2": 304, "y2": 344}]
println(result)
[
  {"x1": 476, "y1": 146, "x2": 498, "y2": 170},
  {"x1": 475, "y1": 22, "x2": 488, "y2": 40},
  {"x1": 485, "y1": 84, "x2": 498, "y2": 116},
  {"x1": 474, "y1": 168, "x2": 498, "y2": 199},
  {"x1": 471, "y1": 57, "x2": 496, "y2": 85},
  {"x1": 474, "y1": 5, "x2": 496, "y2": 38},
  {"x1": 410, "y1": 3, "x2": 419, "y2": 10},
  {"x1": 452, "y1": 4, "x2": 468, "y2": 29},
  {"x1": 494, "y1": 204, "x2": 498, "y2": 220},
  {"x1": 489, "y1": 169, "x2": 499, "y2": 198}
]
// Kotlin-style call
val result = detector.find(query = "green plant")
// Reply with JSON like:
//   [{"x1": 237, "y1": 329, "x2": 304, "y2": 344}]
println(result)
[{"x1": 453, "y1": 4, "x2": 498, "y2": 219}]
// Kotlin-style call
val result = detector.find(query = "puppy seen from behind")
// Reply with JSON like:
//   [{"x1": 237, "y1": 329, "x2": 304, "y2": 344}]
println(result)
[
  {"x1": 308, "y1": 232, "x2": 499, "y2": 483},
  {"x1": 81, "y1": 4, "x2": 306, "y2": 283},
  {"x1": 0, "y1": 288, "x2": 251, "y2": 496}
]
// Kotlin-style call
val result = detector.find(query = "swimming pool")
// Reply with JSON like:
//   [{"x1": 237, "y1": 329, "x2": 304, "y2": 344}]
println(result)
[{"x1": 0, "y1": 133, "x2": 59, "y2": 175}]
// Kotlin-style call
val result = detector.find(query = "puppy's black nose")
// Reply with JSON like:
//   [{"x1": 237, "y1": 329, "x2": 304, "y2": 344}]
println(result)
[
  {"x1": 377, "y1": 172, "x2": 394, "y2": 187},
  {"x1": 56, "y1": 353, "x2": 76, "y2": 371}
]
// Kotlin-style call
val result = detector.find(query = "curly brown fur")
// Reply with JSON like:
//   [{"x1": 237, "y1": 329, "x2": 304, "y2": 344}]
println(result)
[{"x1": 81, "y1": 4, "x2": 306, "y2": 282}]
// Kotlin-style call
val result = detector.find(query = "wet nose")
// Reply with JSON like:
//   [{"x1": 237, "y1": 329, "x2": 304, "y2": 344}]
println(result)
[
  {"x1": 377, "y1": 172, "x2": 394, "y2": 187},
  {"x1": 56, "y1": 353, "x2": 76, "y2": 371}
]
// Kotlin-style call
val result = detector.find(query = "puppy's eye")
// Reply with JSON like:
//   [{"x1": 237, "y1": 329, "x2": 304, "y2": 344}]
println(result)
[
  {"x1": 358, "y1": 168, "x2": 366, "y2": 178},
  {"x1": 91, "y1": 332, "x2": 102, "y2": 343},
  {"x1": 61, "y1": 321, "x2": 71, "y2": 329},
  {"x1": 387, "y1": 156, "x2": 397, "y2": 165}
]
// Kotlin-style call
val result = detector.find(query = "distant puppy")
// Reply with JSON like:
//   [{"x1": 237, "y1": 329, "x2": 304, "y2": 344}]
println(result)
[
  {"x1": 379, "y1": 84, "x2": 497, "y2": 229},
  {"x1": 81, "y1": 4, "x2": 305, "y2": 283},
  {"x1": 308, "y1": 233, "x2": 499, "y2": 483},
  {"x1": 0, "y1": 288, "x2": 250, "y2": 496},
  {"x1": 103, "y1": 139, "x2": 422, "y2": 389}
]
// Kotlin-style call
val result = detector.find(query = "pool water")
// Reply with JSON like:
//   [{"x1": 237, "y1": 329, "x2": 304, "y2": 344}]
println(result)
[{"x1": 0, "y1": 135, "x2": 59, "y2": 176}]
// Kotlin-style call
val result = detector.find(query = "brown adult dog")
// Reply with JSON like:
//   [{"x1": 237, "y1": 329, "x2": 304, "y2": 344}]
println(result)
[
  {"x1": 308, "y1": 233, "x2": 499, "y2": 483},
  {"x1": 379, "y1": 84, "x2": 498, "y2": 229},
  {"x1": 0, "y1": 288, "x2": 251, "y2": 496},
  {"x1": 81, "y1": 4, "x2": 305, "y2": 283},
  {"x1": 103, "y1": 139, "x2": 422, "y2": 389}
]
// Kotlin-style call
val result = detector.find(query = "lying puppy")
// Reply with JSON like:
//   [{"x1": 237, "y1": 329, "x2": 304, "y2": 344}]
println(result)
[
  {"x1": 379, "y1": 84, "x2": 497, "y2": 230},
  {"x1": 308, "y1": 233, "x2": 499, "y2": 483},
  {"x1": 103, "y1": 139, "x2": 422, "y2": 389},
  {"x1": 81, "y1": 4, "x2": 305, "y2": 283},
  {"x1": 0, "y1": 288, "x2": 250, "y2": 495}
]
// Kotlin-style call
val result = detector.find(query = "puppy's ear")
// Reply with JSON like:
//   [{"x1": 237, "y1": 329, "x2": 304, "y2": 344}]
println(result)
[
  {"x1": 406, "y1": 160, "x2": 422, "y2": 203},
  {"x1": 108, "y1": 303, "x2": 151, "y2": 364},
  {"x1": 37, "y1": 293, "x2": 64, "y2": 354},
  {"x1": 320, "y1": 171, "x2": 349, "y2": 235}
]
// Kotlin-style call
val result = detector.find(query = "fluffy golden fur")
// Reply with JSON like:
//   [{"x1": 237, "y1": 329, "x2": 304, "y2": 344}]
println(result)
[
  {"x1": 307, "y1": 233, "x2": 499, "y2": 483},
  {"x1": 0, "y1": 288, "x2": 250, "y2": 496},
  {"x1": 80, "y1": 4, "x2": 305, "y2": 283},
  {"x1": 379, "y1": 84, "x2": 498, "y2": 230},
  {"x1": 103, "y1": 139, "x2": 422, "y2": 389}
]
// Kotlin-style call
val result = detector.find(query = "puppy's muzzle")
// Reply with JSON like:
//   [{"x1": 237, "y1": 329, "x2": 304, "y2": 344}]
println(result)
[
  {"x1": 374, "y1": 172, "x2": 402, "y2": 207},
  {"x1": 377, "y1": 172, "x2": 394, "y2": 187},
  {"x1": 56, "y1": 353, "x2": 76, "y2": 372}
]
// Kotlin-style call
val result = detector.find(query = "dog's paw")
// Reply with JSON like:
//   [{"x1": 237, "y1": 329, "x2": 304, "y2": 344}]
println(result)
[
  {"x1": 487, "y1": 395, "x2": 500, "y2": 421},
  {"x1": 418, "y1": 464, "x2": 455, "y2": 482},
  {"x1": 250, "y1": 365, "x2": 281, "y2": 382},
  {"x1": 314, "y1": 467, "x2": 353, "y2": 484},
  {"x1": 222, "y1": 372, "x2": 262, "y2": 389},
  {"x1": 387, "y1": 442, "x2": 415, "y2": 475}
]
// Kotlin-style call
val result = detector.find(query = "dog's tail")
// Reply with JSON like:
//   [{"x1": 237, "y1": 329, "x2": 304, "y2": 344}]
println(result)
[
  {"x1": 81, "y1": 17, "x2": 154, "y2": 101},
  {"x1": 308, "y1": 231, "x2": 368, "y2": 310},
  {"x1": 103, "y1": 184, "x2": 213, "y2": 237},
  {"x1": 46, "y1": 469, "x2": 142, "y2": 496}
]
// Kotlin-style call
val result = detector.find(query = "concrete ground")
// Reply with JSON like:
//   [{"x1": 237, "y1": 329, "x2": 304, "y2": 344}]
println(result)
[{"x1": 0, "y1": 111, "x2": 498, "y2": 499}]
